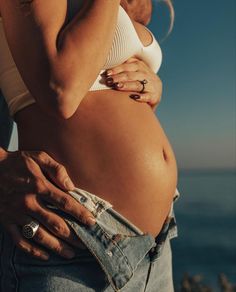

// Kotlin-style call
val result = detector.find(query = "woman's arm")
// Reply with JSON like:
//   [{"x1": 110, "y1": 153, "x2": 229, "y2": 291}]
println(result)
[{"x1": 0, "y1": 0, "x2": 120, "y2": 118}]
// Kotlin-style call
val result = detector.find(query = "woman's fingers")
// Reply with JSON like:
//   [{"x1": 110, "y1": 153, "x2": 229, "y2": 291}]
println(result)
[
  {"x1": 129, "y1": 92, "x2": 160, "y2": 108},
  {"x1": 113, "y1": 80, "x2": 148, "y2": 93},
  {"x1": 107, "y1": 75, "x2": 161, "y2": 109},
  {"x1": 104, "y1": 57, "x2": 162, "y2": 110},
  {"x1": 106, "y1": 59, "x2": 140, "y2": 76},
  {"x1": 106, "y1": 71, "x2": 145, "y2": 86},
  {"x1": 7, "y1": 224, "x2": 50, "y2": 261}
]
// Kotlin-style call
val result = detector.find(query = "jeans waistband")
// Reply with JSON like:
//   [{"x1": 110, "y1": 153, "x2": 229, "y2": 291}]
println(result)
[
  {"x1": 47, "y1": 186, "x2": 178, "y2": 291},
  {"x1": 48, "y1": 187, "x2": 156, "y2": 291},
  {"x1": 68, "y1": 188, "x2": 144, "y2": 236}
]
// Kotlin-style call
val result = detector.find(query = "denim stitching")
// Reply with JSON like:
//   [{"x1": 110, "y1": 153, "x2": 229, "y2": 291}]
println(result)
[{"x1": 66, "y1": 220, "x2": 133, "y2": 291}]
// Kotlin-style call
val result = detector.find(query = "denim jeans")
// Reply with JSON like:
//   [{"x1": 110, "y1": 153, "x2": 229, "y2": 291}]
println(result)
[{"x1": 0, "y1": 187, "x2": 179, "y2": 292}]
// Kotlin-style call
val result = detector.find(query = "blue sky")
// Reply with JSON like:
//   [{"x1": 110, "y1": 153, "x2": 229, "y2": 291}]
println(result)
[
  {"x1": 9, "y1": 0, "x2": 236, "y2": 170},
  {"x1": 149, "y1": 0, "x2": 236, "y2": 169}
]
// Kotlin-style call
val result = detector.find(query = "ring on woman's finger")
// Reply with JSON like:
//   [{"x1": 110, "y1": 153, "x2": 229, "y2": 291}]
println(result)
[
  {"x1": 138, "y1": 79, "x2": 148, "y2": 93},
  {"x1": 22, "y1": 220, "x2": 40, "y2": 239}
]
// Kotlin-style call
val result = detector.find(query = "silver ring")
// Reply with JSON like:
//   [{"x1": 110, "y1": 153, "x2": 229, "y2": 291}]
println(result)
[
  {"x1": 139, "y1": 79, "x2": 148, "y2": 93},
  {"x1": 22, "y1": 220, "x2": 39, "y2": 239}
]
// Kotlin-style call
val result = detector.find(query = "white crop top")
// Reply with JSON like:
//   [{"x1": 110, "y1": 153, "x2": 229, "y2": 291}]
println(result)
[{"x1": 0, "y1": 4, "x2": 162, "y2": 117}]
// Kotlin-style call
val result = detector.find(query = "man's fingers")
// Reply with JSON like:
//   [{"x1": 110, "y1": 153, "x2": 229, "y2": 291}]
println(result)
[
  {"x1": 31, "y1": 225, "x2": 76, "y2": 259},
  {"x1": 29, "y1": 200, "x2": 82, "y2": 248},
  {"x1": 29, "y1": 151, "x2": 74, "y2": 191},
  {"x1": 41, "y1": 181, "x2": 96, "y2": 226},
  {"x1": 8, "y1": 220, "x2": 78, "y2": 260},
  {"x1": 16, "y1": 215, "x2": 77, "y2": 259},
  {"x1": 7, "y1": 224, "x2": 49, "y2": 261},
  {"x1": 28, "y1": 201, "x2": 71, "y2": 238}
]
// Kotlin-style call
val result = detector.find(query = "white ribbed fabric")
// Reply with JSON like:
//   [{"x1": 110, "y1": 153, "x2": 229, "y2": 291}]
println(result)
[
  {"x1": 0, "y1": 18, "x2": 36, "y2": 116},
  {"x1": 90, "y1": 6, "x2": 162, "y2": 91},
  {"x1": 0, "y1": 6, "x2": 162, "y2": 117}
]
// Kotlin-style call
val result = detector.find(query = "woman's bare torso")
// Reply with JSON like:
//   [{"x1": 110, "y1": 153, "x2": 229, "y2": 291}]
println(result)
[
  {"x1": 0, "y1": 15, "x2": 177, "y2": 237},
  {"x1": 16, "y1": 88, "x2": 177, "y2": 237}
]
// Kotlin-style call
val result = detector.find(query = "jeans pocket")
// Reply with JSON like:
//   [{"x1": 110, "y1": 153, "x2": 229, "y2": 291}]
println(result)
[{"x1": 12, "y1": 241, "x2": 109, "y2": 292}]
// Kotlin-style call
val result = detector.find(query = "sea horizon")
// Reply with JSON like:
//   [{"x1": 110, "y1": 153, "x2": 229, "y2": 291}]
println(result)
[
  {"x1": 173, "y1": 169, "x2": 236, "y2": 291},
  {"x1": 178, "y1": 167, "x2": 236, "y2": 176}
]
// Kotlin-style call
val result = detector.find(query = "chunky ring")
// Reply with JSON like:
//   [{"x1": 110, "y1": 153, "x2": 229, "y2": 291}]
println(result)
[
  {"x1": 22, "y1": 220, "x2": 39, "y2": 239},
  {"x1": 138, "y1": 79, "x2": 148, "y2": 93}
]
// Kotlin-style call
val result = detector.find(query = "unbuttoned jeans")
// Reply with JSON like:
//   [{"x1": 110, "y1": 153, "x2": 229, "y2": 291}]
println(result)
[{"x1": 0, "y1": 187, "x2": 179, "y2": 292}]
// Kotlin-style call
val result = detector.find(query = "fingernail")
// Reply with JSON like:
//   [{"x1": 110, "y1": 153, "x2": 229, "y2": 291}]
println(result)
[
  {"x1": 100, "y1": 71, "x2": 107, "y2": 77},
  {"x1": 64, "y1": 177, "x2": 74, "y2": 191},
  {"x1": 106, "y1": 77, "x2": 114, "y2": 85},
  {"x1": 129, "y1": 94, "x2": 141, "y2": 100},
  {"x1": 106, "y1": 70, "x2": 113, "y2": 76},
  {"x1": 64, "y1": 249, "x2": 75, "y2": 259},
  {"x1": 115, "y1": 82, "x2": 124, "y2": 88},
  {"x1": 86, "y1": 216, "x2": 97, "y2": 226}
]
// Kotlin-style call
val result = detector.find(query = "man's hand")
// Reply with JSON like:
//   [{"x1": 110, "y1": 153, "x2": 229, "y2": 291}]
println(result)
[{"x1": 0, "y1": 148, "x2": 96, "y2": 260}]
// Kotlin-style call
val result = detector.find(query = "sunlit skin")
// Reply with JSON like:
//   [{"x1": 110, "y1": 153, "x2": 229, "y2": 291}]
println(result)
[
  {"x1": 1, "y1": 0, "x2": 177, "y2": 238},
  {"x1": 16, "y1": 24, "x2": 177, "y2": 238}
]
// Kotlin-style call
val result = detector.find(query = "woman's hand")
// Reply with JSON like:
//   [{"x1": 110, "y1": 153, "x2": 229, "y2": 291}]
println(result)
[
  {"x1": 105, "y1": 57, "x2": 163, "y2": 111},
  {"x1": 0, "y1": 149, "x2": 96, "y2": 260}
]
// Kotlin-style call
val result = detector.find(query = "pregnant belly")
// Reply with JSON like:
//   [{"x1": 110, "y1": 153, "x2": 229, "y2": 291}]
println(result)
[{"x1": 16, "y1": 90, "x2": 178, "y2": 237}]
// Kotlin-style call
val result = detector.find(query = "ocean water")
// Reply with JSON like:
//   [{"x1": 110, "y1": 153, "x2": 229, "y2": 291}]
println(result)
[{"x1": 172, "y1": 170, "x2": 236, "y2": 290}]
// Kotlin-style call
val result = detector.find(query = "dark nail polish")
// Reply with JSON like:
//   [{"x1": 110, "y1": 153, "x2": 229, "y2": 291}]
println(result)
[
  {"x1": 106, "y1": 77, "x2": 114, "y2": 85},
  {"x1": 129, "y1": 94, "x2": 141, "y2": 100}
]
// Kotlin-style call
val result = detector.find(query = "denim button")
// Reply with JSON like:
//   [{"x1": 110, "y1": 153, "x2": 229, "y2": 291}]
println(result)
[
  {"x1": 79, "y1": 196, "x2": 88, "y2": 203},
  {"x1": 106, "y1": 250, "x2": 113, "y2": 257}
]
